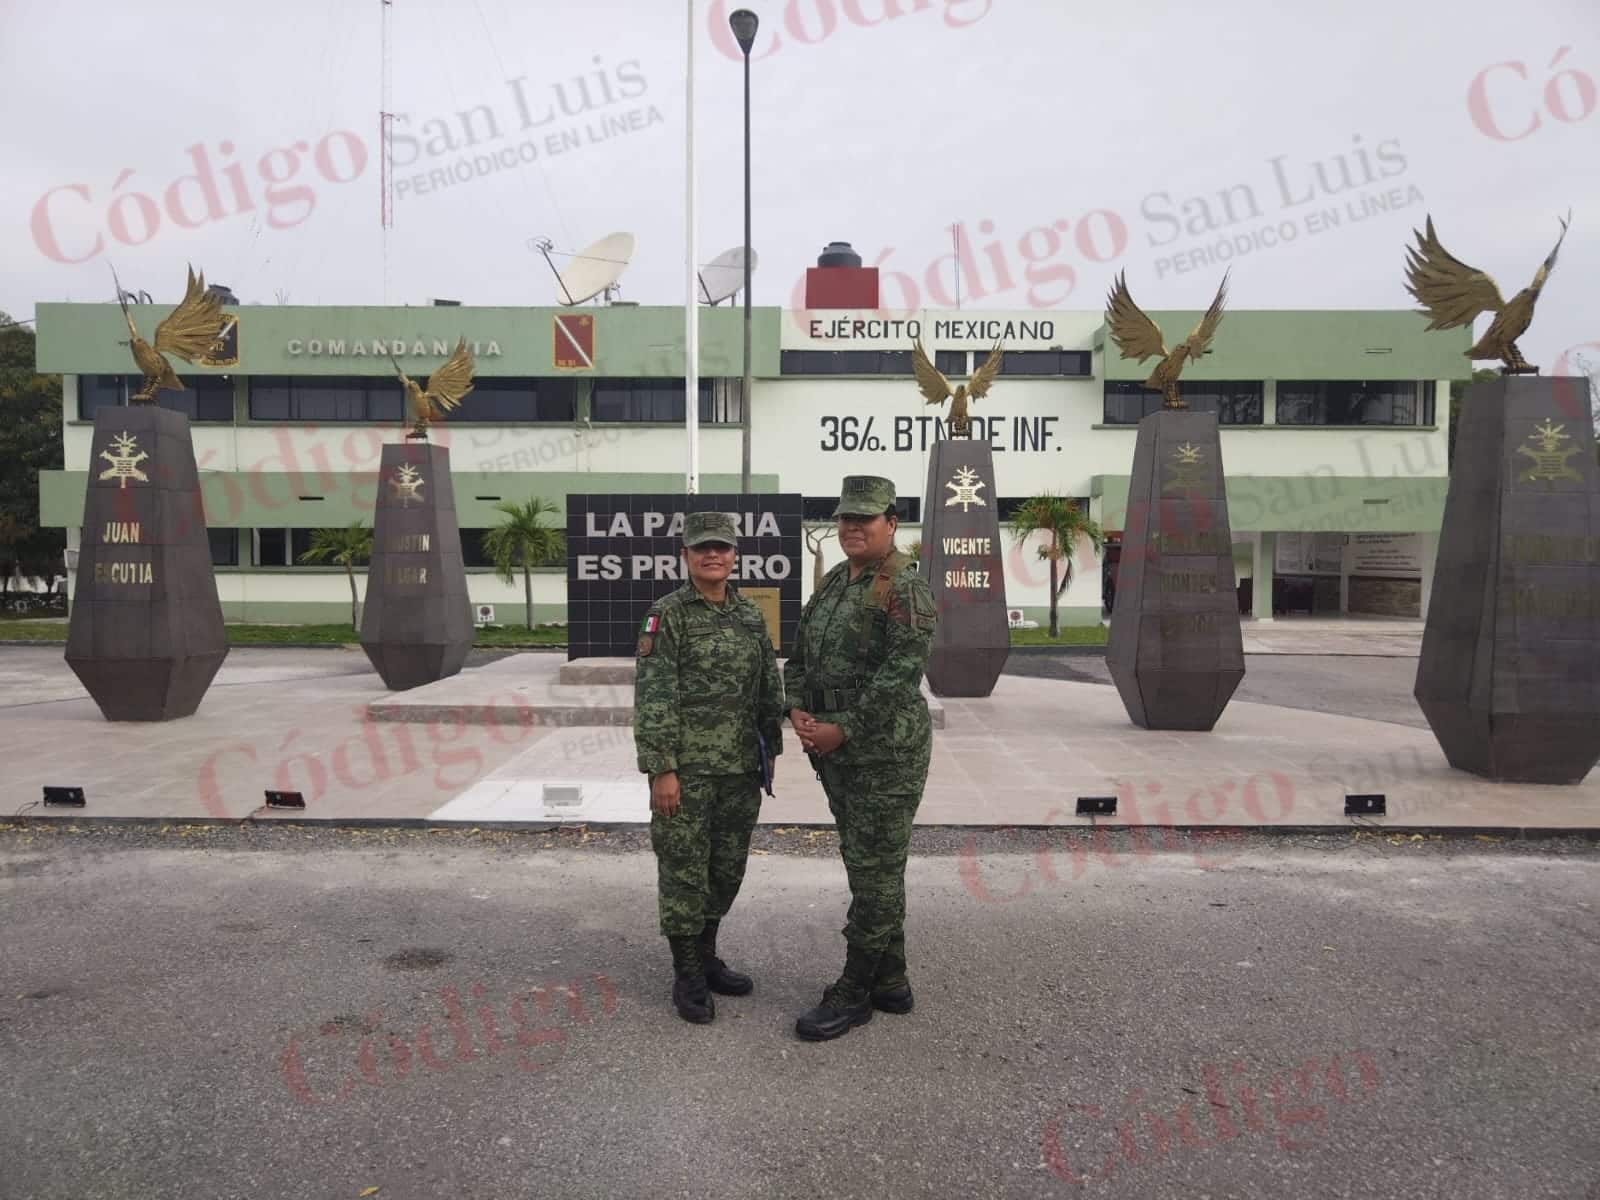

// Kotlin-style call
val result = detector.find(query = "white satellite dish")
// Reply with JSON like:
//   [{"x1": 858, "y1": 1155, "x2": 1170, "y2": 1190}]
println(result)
[
  {"x1": 544, "y1": 232, "x2": 635, "y2": 306},
  {"x1": 698, "y1": 246, "x2": 758, "y2": 305}
]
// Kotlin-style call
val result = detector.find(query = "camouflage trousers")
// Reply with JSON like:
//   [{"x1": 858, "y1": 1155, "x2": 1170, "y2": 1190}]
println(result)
[
  {"x1": 650, "y1": 772, "x2": 762, "y2": 938},
  {"x1": 816, "y1": 754, "x2": 928, "y2": 986}
]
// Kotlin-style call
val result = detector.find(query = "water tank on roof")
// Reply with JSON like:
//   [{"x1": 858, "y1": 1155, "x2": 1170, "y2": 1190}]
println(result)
[{"x1": 817, "y1": 242, "x2": 862, "y2": 269}]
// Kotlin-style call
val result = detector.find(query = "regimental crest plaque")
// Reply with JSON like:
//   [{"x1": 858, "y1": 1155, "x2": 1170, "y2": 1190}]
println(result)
[
  {"x1": 1162, "y1": 442, "x2": 1207, "y2": 494},
  {"x1": 97, "y1": 432, "x2": 149, "y2": 489},
  {"x1": 945, "y1": 466, "x2": 987, "y2": 512},
  {"x1": 387, "y1": 462, "x2": 427, "y2": 508},
  {"x1": 1516, "y1": 420, "x2": 1582, "y2": 483}
]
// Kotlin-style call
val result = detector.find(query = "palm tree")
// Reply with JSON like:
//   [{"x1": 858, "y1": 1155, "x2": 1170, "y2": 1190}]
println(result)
[
  {"x1": 1008, "y1": 493, "x2": 1104, "y2": 638},
  {"x1": 298, "y1": 522, "x2": 373, "y2": 628},
  {"x1": 484, "y1": 497, "x2": 563, "y2": 630}
]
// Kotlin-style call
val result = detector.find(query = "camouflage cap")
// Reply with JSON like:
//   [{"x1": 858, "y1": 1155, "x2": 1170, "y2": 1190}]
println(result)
[
  {"x1": 683, "y1": 510, "x2": 739, "y2": 547},
  {"x1": 832, "y1": 475, "x2": 897, "y2": 517}
]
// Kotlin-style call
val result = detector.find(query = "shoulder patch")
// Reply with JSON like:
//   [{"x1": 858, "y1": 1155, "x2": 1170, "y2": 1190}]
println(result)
[
  {"x1": 641, "y1": 612, "x2": 661, "y2": 634},
  {"x1": 637, "y1": 633, "x2": 654, "y2": 657}
]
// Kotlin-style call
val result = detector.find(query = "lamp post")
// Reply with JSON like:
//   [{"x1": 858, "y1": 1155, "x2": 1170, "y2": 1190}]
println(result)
[{"x1": 730, "y1": 8, "x2": 758, "y2": 494}]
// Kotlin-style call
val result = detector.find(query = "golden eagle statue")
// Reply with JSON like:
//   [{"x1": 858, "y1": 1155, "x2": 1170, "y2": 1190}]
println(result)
[
  {"x1": 113, "y1": 265, "x2": 228, "y2": 403},
  {"x1": 1403, "y1": 212, "x2": 1570, "y2": 374},
  {"x1": 1104, "y1": 270, "x2": 1228, "y2": 410},
  {"x1": 392, "y1": 337, "x2": 475, "y2": 439},
  {"x1": 912, "y1": 338, "x2": 1003, "y2": 437}
]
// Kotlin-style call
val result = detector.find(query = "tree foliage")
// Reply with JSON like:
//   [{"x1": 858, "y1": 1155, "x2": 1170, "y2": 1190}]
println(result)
[
  {"x1": 0, "y1": 313, "x2": 65, "y2": 584},
  {"x1": 483, "y1": 497, "x2": 563, "y2": 630},
  {"x1": 298, "y1": 521, "x2": 373, "y2": 628},
  {"x1": 1008, "y1": 493, "x2": 1104, "y2": 638}
]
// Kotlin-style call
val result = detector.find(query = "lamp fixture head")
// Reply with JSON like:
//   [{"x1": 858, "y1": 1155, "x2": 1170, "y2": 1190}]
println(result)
[{"x1": 729, "y1": 8, "x2": 759, "y2": 54}]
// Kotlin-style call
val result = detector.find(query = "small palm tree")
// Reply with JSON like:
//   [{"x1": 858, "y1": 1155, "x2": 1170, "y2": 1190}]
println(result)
[
  {"x1": 484, "y1": 497, "x2": 563, "y2": 630},
  {"x1": 1008, "y1": 493, "x2": 1104, "y2": 638},
  {"x1": 298, "y1": 522, "x2": 373, "y2": 628}
]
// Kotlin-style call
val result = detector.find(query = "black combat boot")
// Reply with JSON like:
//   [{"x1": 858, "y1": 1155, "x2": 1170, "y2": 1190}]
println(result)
[
  {"x1": 698, "y1": 919, "x2": 754, "y2": 996},
  {"x1": 795, "y1": 944, "x2": 878, "y2": 1042},
  {"x1": 668, "y1": 935, "x2": 715, "y2": 1024},
  {"x1": 871, "y1": 931, "x2": 913, "y2": 1015}
]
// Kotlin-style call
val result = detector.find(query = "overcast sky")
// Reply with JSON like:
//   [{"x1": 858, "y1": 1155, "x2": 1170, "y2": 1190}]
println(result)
[{"x1": 1, "y1": 0, "x2": 1594, "y2": 371}]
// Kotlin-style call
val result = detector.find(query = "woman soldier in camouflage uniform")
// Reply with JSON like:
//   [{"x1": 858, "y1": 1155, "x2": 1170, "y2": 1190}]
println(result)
[
  {"x1": 634, "y1": 510, "x2": 786, "y2": 1024},
  {"x1": 785, "y1": 476, "x2": 937, "y2": 1041}
]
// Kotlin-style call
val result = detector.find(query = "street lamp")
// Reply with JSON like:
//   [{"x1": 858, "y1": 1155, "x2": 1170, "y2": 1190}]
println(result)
[{"x1": 730, "y1": 8, "x2": 758, "y2": 494}]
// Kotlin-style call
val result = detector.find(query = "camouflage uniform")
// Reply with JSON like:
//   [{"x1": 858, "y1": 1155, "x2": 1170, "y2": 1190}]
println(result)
[
  {"x1": 634, "y1": 514, "x2": 785, "y2": 942},
  {"x1": 785, "y1": 477, "x2": 936, "y2": 1008}
]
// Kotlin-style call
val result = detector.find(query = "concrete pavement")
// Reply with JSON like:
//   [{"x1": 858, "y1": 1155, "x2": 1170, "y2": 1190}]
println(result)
[
  {"x1": 1, "y1": 828, "x2": 1596, "y2": 1200},
  {"x1": 3, "y1": 640, "x2": 1597, "y2": 832}
]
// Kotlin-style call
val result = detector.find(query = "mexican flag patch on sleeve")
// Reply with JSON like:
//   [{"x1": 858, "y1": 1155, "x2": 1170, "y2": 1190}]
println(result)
[{"x1": 641, "y1": 614, "x2": 660, "y2": 634}]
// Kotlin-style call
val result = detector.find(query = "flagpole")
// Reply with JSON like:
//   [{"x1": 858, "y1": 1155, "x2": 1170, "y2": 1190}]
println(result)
[{"x1": 684, "y1": 0, "x2": 700, "y2": 495}]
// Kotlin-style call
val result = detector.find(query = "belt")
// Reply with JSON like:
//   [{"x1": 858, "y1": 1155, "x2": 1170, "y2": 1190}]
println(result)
[{"x1": 805, "y1": 684, "x2": 863, "y2": 712}]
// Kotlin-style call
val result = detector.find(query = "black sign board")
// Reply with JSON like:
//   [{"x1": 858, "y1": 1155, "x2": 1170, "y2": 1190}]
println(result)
[{"x1": 565, "y1": 493, "x2": 803, "y2": 660}]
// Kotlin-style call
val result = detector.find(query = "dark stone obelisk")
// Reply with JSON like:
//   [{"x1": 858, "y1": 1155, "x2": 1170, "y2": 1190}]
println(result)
[
  {"x1": 1414, "y1": 376, "x2": 1600, "y2": 782},
  {"x1": 360, "y1": 442, "x2": 473, "y2": 691},
  {"x1": 1107, "y1": 410, "x2": 1243, "y2": 730},
  {"x1": 65, "y1": 406, "x2": 228, "y2": 720},
  {"x1": 920, "y1": 437, "x2": 1009, "y2": 696}
]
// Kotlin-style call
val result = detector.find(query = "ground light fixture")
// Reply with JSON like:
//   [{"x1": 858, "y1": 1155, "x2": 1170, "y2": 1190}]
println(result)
[
  {"x1": 264, "y1": 790, "x2": 306, "y2": 809},
  {"x1": 1076, "y1": 795, "x2": 1117, "y2": 816},
  {"x1": 42, "y1": 786, "x2": 85, "y2": 807},
  {"x1": 1345, "y1": 793, "x2": 1387, "y2": 816}
]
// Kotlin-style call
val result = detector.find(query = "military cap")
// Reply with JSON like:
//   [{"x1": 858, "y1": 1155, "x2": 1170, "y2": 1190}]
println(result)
[
  {"x1": 683, "y1": 510, "x2": 739, "y2": 547},
  {"x1": 832, "y1": 475, "x2": 897, "y2": 517}
]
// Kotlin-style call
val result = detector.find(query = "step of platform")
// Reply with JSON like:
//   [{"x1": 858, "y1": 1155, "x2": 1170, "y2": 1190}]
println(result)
[{"x1": 369, "y1": 654, "x2": 946, "y2": 728}]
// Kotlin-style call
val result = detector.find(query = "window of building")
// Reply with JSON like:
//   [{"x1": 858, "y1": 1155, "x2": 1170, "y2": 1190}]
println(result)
[
  {"x1": 1275, "y1": 380, "x2": 1435, "y2": 426},
  {"x1": 781, "y1": 350, "x2": 941, "y2": 377},
  {"x1": 446, "y1": 377, "x2": 578, "y2": 422},
  {"x1": 993, "y1": 350, "x2": 1092, "y2": 377},
  {"x1": 78, "y1": 374, "x2": 235, "y2": 421},
  {"x1": 208, "y1": 529, "x2": 239, "y2": 567},
  {"x1": 591, "y1": 378, "x2": 741, "y2": 424},
  {"x1": 802, "y1": 496, "x2": 922, "y2": 522},
  {"x1": 248, "y1": 377, "x2": 403, "y2": 422},
  {"x1": 1103, "y1": 380, "x2": 1263, "y2": 425},
  {"x1": 254, "y1": 528, "x2": 288, "y2": 566}
]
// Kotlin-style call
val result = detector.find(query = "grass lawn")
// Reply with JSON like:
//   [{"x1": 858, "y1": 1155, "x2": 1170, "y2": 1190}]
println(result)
[{"x1": 1007, "y1": 624, "x2": 1108, "y2": 646}]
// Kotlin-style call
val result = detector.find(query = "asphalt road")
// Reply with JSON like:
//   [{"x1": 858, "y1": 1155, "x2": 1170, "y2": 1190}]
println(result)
[
  {"x1": 1006, "y1": 653, "x2": 1430, "y2": 729},
  {"x1": 2, "y1": 826, "x2": 1597, "y2": 1200}
]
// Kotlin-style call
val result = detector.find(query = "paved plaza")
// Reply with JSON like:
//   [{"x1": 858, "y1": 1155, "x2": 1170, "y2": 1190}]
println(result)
[{"x1": 1, "y1": 625, "x2": 1597, "y2": 833}]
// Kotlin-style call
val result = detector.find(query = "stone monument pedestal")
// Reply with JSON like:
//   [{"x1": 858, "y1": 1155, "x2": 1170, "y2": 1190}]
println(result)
[
  {"x1": 1414, "y1": 376, "x2": 1600, "y2": 782},
  {"x1": 1106, "y1": 409, "x2": 1243, "y2": 730},
  {"x1": 920, "y1": 437, "x2": 1009, "y2": 697},
  {"x1": 360, "y1": 442, "x2": 473, "y2": 691},
  {"x1": 65, "y1": 406, "x2": 228, "y2": 721}
]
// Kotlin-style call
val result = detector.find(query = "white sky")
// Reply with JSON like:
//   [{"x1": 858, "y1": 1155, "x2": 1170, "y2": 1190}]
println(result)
[{"x1": 0, "y1": 0, "x2": 1595, "y2": 371}]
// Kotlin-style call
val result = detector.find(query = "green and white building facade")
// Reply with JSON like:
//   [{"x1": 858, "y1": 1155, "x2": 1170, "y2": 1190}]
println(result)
[{"x1": 35, "y1": 300, "x2": 1465, "y2": 626}]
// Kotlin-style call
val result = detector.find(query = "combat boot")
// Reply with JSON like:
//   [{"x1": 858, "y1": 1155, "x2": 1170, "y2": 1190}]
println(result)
[
  {"x1": 795, "y1": 944, "x2": 878, "y2": 1041},
  {"x1": 698, "y1": 919, "x2": 754, "y2": 996},
  {"x1": 668, "y1": 935, "x2": 715, "y2": 1024},
  {"x1": 871, "y1": 931, "x2": 913, "y2": 1015}
]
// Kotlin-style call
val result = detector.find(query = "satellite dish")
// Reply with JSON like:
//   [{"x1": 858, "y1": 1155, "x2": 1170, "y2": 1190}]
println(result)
[
  {"x1": 544, "y1": 232, "x2": 635, "y2": 306},
  {"x1": 698, "y1": 246, "x2": 758, "y2": 305}
]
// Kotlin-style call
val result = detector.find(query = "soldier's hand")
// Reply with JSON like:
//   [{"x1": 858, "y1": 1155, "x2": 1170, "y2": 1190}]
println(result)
[
  {"x1": 808, "y1": 722, "x2": 845, "y2": 755},
  {"x1": 650, "y1": 772, "x2": 681, "y2": 817},
  {"x1": 788, "y1": 707, "x2": 816, "y2": 735}
]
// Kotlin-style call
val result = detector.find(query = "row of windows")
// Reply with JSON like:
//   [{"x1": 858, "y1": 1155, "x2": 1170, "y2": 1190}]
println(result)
[
  {"x1": 1103, "y1": 380, "x2": 1437, "y2": 426},
  {"x1": 780, "y1": 349, "x2": 1092, "y2": 377},
  {"x1": 80, "y1": 373, "x2": 1438, "y2": 429},
  {"x1": 208, "y1": 528, "x2": 565, "y2": 569},
  {"x1": 78, "y1": 375, "x2": 744, "y2": 425}
]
